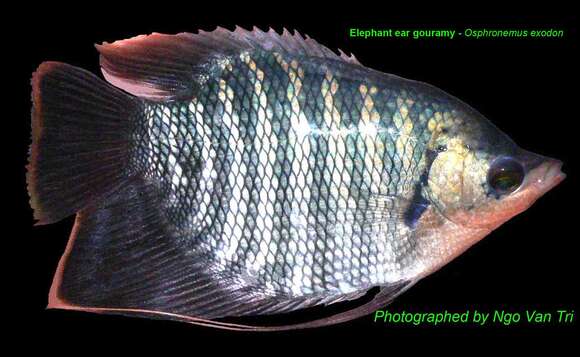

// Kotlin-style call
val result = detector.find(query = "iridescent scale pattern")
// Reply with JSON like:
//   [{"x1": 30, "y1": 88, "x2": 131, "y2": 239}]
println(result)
[{"x1": 132, "y1": 49, "x2": 454, "y2": 297}]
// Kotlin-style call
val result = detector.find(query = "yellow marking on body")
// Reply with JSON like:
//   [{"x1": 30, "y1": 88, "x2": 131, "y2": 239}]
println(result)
[
  {"x1": 428, "y1": 118, "x2": 438, "y2": 132},
  {"x1": 403, "y1": 117, "x2": 414, "y2": 134},
  {"x1": 321, "y1": 71, "x2": 341, "y2": 130},
  {"x1": 394, "y1": 97, "x2": 416, "y2": 177},
  {"x1": 217, "y1": 58, "x2": 233, "y2": 72},
  {"x1": 360, "y1": 86, "x2": 381, "y2": 126},
  {"x1": 447, "y1": 137, "x2": 469, "y2": 155},
  {"x1": 249, "y1": 60, "x2": 257, "y2": 72},
  {"x1": 226, "y1": 87, "x2": 234, "y2": 108},
  {"x1": 274, "y1": 52, "x2": 290, "y2": 72},
  {"x1": 358, "y1": 83, "x2": 384, "y2": 193},
  {"x1": 218, "y1": 79, "x2": 227, "y2": 102},
  {"x1": 278, "y1": 54, "x2": 307, "y2": 138},
  {"x1": 399, "y1": 104, "x2": 409, "y2": 119},
  {"x1": 288, "y1": 70, "x2": 296, "y2": 83},
  {"x1": 359, "y1": 84, "x2": 368, "y2": 96},
  {"x1": 427, "y1": 136, "x2": 476, "y2": 209},
  {"x1": 331, "y1": 77, "x2": 339, "y2": 94},
  {"x1": 364, "y1": 96, "x2": 374, "y2": 113},
  {"x1": 243, "y1": 57, "x2": 265, "y2": 97},
  {"x1": 426, "y1": 111, "x2": 462, "y2": 150},
  {"x1": 429, "y1": 151, "x2": 463, "y2": 201}
]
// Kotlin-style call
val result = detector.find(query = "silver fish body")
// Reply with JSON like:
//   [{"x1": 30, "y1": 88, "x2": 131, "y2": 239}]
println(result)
[{"x1": 134, "y1": 50, "x2": 467, "y2": 297}]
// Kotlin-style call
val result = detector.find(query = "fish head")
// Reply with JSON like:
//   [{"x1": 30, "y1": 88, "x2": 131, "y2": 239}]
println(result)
[{"x1": 423, "y1": 105, "x2": 565, "y2": 232}]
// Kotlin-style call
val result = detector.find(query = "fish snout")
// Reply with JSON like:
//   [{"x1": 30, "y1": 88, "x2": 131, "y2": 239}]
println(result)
[
  {"x1": 516, "y1": 149, "x2": 566, "y2": 192},
  {"x1": 524, "y1": 158, "x2": 566, "y2": 193}
]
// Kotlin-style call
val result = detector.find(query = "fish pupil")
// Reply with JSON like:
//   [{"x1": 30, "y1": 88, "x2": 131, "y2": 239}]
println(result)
[{"x1": 488, "y1": 157, "x2": 525, "y2": 195}]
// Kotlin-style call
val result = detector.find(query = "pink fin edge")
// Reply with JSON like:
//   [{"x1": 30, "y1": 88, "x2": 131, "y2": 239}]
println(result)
[{"x1": 101, "y1": 69, "x2": 171, "y2": 101}]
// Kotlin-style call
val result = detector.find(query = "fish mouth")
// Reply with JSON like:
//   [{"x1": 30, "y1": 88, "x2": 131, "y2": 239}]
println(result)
[{"x1": 526, "y1": 159, "x2": 566, "y2": 192}]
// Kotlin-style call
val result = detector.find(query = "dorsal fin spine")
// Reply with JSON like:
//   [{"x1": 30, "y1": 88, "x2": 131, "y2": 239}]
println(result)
[{"x1": 97, "y1": 27, "x2": 363, "y2": 100}]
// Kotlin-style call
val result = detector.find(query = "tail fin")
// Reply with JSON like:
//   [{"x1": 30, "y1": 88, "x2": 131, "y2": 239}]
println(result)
[{"x1": 28, "y1": 62, "x2": 143, "y2": 224}]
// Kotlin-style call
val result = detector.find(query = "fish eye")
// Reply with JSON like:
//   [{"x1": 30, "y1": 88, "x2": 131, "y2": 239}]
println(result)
[{"x1": 487, "y1": 157, "x2": 525, "y2": 195}]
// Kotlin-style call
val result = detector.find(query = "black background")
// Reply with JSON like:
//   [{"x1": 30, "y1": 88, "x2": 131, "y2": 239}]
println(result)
[{"x1": 11, "y1": 7, "x2": 577, "y2": 350}]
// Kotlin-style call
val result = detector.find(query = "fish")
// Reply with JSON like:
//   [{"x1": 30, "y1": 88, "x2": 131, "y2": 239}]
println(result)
[{"x1": 28, "y1": 27, "x2": 565, "y2": 331}]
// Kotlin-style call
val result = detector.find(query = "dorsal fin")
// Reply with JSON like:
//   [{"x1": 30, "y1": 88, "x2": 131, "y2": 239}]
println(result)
[
  {"x1": 337, "y1": 48, "x2": 361, "y2": 65},
  {"x1": 96, "y1": 26, "x2": 363, "y2": 100}
]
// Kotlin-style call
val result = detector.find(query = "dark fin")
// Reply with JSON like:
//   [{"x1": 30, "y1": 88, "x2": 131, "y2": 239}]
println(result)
[
  {"x1": 49, "y1": 178, "x2": 413, "y2": 329},
  {"x1": 338, "y1": 193, "x2": 431, "y2": 231},
  {"x1": 112, "y1": 280, "x2": 416, "y2": 331},
  {"x1": 250, "y1": 281, "x2": 417, "y2": 331},
  {"x1": 96, "y1": 27, "x2": 363, "y2": 101},
  {"x1": 28, "y1": 62, "x2": 142, "y2": 225},
  {"x1": 337, "y1": 48, "x2": 361, "y2": 65},
  {"x1": 403, "y1": 188, "x2": 430, "y2": 229}
]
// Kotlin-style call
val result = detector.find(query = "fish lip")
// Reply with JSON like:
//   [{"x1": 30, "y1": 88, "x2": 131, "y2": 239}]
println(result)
[
  {"x1": 544, "y1": 160, "x2": 566, "y2": 184},
  {"x1": 527, "y1": 159, "x2": 566, "y2": 191}
]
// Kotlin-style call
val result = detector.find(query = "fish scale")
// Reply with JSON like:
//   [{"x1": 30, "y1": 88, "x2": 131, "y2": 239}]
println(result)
[{"x1": 131, "y1": 49, "x2": 438, "y2": 295}]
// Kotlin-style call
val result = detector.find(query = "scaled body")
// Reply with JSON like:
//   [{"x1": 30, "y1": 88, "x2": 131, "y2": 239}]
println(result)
[{"x1": 136, "y1": 49, "x2": 447, "y2": 297}]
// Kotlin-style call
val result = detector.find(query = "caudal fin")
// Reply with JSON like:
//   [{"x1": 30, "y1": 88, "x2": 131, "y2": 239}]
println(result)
[{"x1": 28, "y1": 62, "x2": 143, "y2": 224}]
